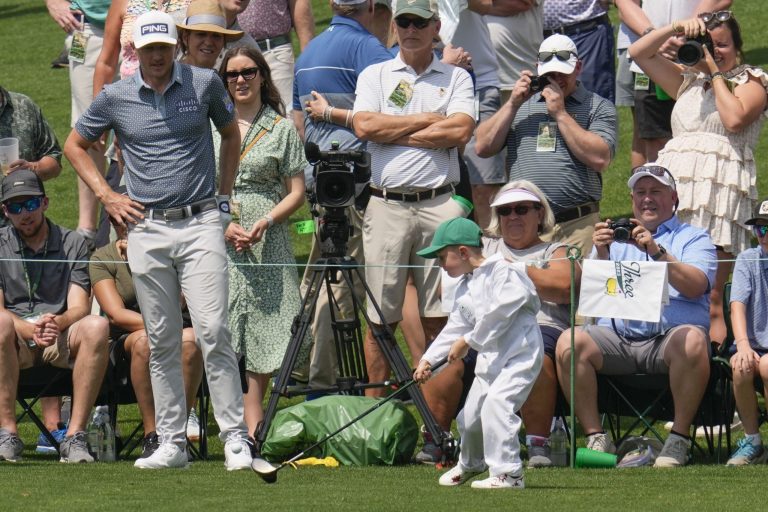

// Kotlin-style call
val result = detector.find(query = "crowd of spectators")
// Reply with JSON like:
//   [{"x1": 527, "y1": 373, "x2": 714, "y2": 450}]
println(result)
[{"x1": 1, "y1": 0, "x2": 768, "y2": 479}]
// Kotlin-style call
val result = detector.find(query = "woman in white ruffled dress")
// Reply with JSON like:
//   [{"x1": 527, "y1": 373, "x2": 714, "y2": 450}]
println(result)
[{"x1": 629, "y1": 11, "x2": 768, "y2": 343}]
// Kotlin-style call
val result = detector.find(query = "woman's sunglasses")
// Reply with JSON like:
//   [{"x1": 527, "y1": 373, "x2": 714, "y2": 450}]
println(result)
[
  {"x1": 538, "y1": 50, "x2": 576, "y2": 63},
  {"x1": 698, "y1": 11, "x2": 732, "y2": 26},
  {"x1": 497, "y1": 204, "x2": 541, "y2": 217},
  {"x1": 394, "y1": 17, "x2": 432, "y2": 30},
  {"x1": 4, "y1": 196, "x2": 43, "y2": 215},
  {"x1": 754, "y1": 225, "x2": 768, "y2": 238},
  {"x1": 224, "y1": 67, "x2": 260, "y2": 83}
]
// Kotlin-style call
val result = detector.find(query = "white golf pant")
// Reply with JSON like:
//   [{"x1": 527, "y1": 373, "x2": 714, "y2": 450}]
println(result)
[
  {"x1": 128, "y1": 208, "x2": 247, "y2": 447},
  {"x1": 457, "y1": 352, "x2": 542, "y2": 476}
]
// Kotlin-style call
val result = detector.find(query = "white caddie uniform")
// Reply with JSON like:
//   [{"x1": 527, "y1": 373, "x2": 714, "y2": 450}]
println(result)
[{"x1": 421, "y1": 253, "x2": 543, "y2": 476}]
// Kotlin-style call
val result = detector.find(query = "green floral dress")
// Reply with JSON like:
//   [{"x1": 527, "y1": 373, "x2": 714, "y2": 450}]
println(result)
[{"x1": 218, "y1": 106, "x2": 310, "y2": 374}]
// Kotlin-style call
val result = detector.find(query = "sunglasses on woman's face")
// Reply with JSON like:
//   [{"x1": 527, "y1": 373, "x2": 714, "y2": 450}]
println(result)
[
  {"x1": 4, "y1": 196, "x2": 42, "y2": 215},
  {"x1": 698, "y1": 10, "x2": 732, "y2": 26},
  {"x1": 224, "y1": 67, "x2": 260, "y2": 83},
  {"x1": 754, "y1": 225, "x2": 768, "y2": 238},
  {"x1": 537, "y1": 50, "x2": 576, "y2": 63},
  {"x1": 394, "y1": 16, "x2": 432, "y2": 30},
  {"x1": 497, "y1": 203, "x2": 541, "y2": 217}
]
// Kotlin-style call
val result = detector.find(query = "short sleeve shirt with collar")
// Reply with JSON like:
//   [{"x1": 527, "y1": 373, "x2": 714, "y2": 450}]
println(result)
[
  {"x1": 0, "y1": 221, "x2": 90, "y2": 318},
  {"x1": 730, "y1": 247, "x2": 768, "y2": 349},
  {"x1": 593, "y1": 215, "x2": 717, "y2": 338},
  {"x1": 506, "y1": 83, "x2": 617, "y2": 214},
  {"x1": 353, "y1": 53, "x2": 476, "y2": 189},
  {"x1": 75, "y1": 62, "x2": 235, "y2": 209}
]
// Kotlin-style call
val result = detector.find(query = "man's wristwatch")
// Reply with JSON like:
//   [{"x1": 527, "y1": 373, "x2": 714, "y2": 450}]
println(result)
[{"x1": 650, "y1": 244, "x2": 667, "y2": 261}]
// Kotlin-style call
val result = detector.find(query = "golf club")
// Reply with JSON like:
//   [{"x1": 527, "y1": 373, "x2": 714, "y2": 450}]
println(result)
[{"x1": 252, "y1": 357, "x2": 449, "y2": 483}]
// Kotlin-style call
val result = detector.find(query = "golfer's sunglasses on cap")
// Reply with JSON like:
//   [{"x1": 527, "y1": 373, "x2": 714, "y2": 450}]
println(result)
[
  {"x1": 538, "y1": 50, "x2": 576, "y2": 63},
  {"x1": 698, "y1": 10, "x2": 732, "y2": 26},
  {"x1": 631, "y1": 165, "x2": 677, "y2": 187}
]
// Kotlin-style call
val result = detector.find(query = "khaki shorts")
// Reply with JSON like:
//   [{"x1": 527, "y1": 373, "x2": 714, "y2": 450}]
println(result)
[
  {"x1": 17, "y1": 321, "x2": 77, "y2": 370},
  {"x1": 363, "y1": 193, "x2": 467, "y2": 324},
  {"x1": 542, "y1": 211, "x2": 600, "y2": 257}
]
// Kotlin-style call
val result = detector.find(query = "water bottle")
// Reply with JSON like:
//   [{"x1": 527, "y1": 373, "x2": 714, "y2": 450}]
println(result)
[
  {"x1": 549, "y1": 417, "x2": 568, "y2": 467},
  {"x1": 98, "y1": 406, "x2": 116, "y2": 462},
  {"x1": 87, "y1": 408, "x2": 104, "y2": 461}
]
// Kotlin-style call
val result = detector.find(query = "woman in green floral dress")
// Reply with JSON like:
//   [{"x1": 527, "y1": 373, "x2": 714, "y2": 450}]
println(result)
[{"x1": 217, "y1": 47, "x2": 308, "y2": 436}]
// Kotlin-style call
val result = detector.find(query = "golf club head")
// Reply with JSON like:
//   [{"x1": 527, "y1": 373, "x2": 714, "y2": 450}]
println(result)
[{"x1": 252, "y1": 456, "x2": 278, "y2": 484}]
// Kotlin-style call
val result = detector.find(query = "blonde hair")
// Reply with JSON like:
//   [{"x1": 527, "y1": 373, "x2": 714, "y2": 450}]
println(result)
[{"x1": 485, "y1": 180, "x2": 555, "y2": 237}]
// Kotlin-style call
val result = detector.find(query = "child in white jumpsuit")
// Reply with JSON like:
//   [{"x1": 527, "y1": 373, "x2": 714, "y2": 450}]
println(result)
[{"x1": 415, "y1": 217, "x2": 543, "y2": 489}]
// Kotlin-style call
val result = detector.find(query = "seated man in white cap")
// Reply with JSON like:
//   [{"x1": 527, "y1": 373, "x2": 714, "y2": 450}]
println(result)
[{"x1": 475, "y1": 33, "x2": 617, "y2": 254}]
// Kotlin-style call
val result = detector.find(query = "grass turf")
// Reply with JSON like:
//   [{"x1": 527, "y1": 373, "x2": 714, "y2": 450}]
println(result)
[{"x1": 3, "y1": 0, "x2": 768, "y2": 509}]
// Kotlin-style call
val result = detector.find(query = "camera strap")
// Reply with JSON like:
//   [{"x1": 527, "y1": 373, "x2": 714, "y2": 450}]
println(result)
[{"x1": 240, "y1": 115, "x2": 283, "y2": 162}]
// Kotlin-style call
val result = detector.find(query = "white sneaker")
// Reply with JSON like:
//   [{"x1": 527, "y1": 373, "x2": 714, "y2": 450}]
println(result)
[
  {"x1": 470, "y1": 473, "x2": 525, "y2": 489},
  {"x1": 186, "y1": 410, "x2": 200, "y2": 442},
  {"x1": 134, "y1": 443, "x2": 189, "y2": 469},
  {"x1": 586, "y1": 432, "x2": 616, "y2": 454},
  {"x1": 224, "y1": 434, "x2": 253, "y2": 471},
  {"x1": 653, "y1": 435, "x2": 691, "y2": 468},
  {"x1": 438, "y1": 464, "x2": 484, "y2": 486}
]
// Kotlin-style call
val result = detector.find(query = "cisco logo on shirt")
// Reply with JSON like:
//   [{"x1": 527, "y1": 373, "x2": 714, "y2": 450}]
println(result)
[
  {"x1": 177, "y1": 97, "x2": 200, "y2": 113},
  {"x1": 141, "y1": 24, "x2": 169, "y2": 36}
]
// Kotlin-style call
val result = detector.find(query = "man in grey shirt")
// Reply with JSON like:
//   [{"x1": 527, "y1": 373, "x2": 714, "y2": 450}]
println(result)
[{"x1": 64, "y1": 11, "x2": 250, "y2": 471}]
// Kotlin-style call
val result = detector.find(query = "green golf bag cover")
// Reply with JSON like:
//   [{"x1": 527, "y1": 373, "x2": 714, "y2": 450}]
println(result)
[{"x1": 261, "y1": 395, "x2": 419, "y2": 465}]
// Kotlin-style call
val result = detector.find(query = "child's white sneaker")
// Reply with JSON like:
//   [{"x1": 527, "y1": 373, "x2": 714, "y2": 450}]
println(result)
[
  {"x1": 470, "y1": 472, "x2": 524, "y2": 489},
  {"x1": 438, "y1": 464, "x2": 484, "y2": 486}
]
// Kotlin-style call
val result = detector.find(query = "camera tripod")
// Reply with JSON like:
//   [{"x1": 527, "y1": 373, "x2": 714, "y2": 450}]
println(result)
[{"x1": 253, "y1": 254, "x2": 456, "y2": 462}]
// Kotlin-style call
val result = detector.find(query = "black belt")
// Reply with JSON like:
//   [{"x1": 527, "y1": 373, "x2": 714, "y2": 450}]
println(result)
[
  {"x1": 369, "y1": 184, "x2": 454, "y2": 203},
  {"x1": 255, "y1": 34, "x2": 290, "y2": 52},
  {"x1": 554, "y1": 202, "x2": 599, "y2": 224},
  {"x1": 544, "y1": 14, "x2": 610, "y2": 37},
  {"x1": 147, "y1": 198, "x2": 217, "y2": 222}
]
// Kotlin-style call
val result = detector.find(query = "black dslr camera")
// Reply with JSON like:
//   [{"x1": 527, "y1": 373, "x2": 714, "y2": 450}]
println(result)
[
  {"x1": 529, "y1": 75, "x2": 548, "y2": 93},
  {"x1": 609, "y1": 218, "x2": 638, "y2": 242},
  {"x1": 677, "y1": 33, "x2": 715, "y2": 66},
  {"x1": 305, "y1": 141, "x2": 371, "y2": 257}
]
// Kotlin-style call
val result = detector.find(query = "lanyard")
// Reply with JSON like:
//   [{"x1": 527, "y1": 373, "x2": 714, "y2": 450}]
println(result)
[
  {"x1": 18, "y1": 235, "x2": 49, "y2": 312},
  {"x1": 239, "y1": 104, "x2": 266, "y2": 155}
]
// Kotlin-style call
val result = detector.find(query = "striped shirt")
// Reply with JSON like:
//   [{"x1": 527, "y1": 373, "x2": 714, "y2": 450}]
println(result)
[
  {"x1": 76, "y1": 62, "x2": 235, "y2": 209},
  {"x1": 506, "y1": 83, "x2": 617, "y2": 214},
  {"x1": 730, "y1": 247, "x2": 768, "y2": 349},
  {"x1": 353, "y1": 53, "x2": 476, "y2": 189}
]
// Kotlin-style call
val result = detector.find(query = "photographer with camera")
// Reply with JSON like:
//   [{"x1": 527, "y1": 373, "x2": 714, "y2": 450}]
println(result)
[
  {"x1": 555, "y1": 164, "x2": 717, "y2": 468},
  {"x1": 628, "y1": 10, "x2": 768, "y2": 345},
  {"x1": 475, "y1": 33, "x2": 617, "y2": 254}
]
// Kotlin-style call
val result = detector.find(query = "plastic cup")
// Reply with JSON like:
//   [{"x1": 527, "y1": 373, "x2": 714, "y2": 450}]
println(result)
[
  {"x1": 0, "y1": 137, "x2": 19, "y2": 176},
  {"x1": 575, "y1": 447, "x2": 617, "y2": 468}
]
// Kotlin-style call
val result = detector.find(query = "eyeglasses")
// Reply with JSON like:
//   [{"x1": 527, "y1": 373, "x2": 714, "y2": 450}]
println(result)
[
  {"x1": 754, "y1": 225, "x2": 768, "y2": 238},
  {"x1": 496, "y1": 204, "x2": 541, "y2": 217},
  {"x1": 698, "y1": 11, "x2": 732, "y2": 26},
  {"x1": 394, "y1": 17, "x2": 432, "y2": 30},
  {"x1": 631, "y1": 165, "x2": 677, "y2": 188},
  {"x1": 223, "y1": 67, "x2": 260, "y2": 83},
  {"x1": 4, "y1": 197, "x2": 42, "y2": 215},
  {"x1": 538, "y1": 50, "x2": 577, "y2": 63}
]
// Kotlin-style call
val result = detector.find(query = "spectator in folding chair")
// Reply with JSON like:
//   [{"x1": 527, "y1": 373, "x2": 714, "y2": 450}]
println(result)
[
  {"x1": 0, "y1": 169, "x2": 109, "y2": 463},
  {"x1": 725, "y1": 197, "x2": 768, "y2": 466},
  {"x1": 555, "y1": 164, "x2": 717, "y2": 468},
  {"x1": 89, "y1": 219, "x2": 203, "y2": 460}
]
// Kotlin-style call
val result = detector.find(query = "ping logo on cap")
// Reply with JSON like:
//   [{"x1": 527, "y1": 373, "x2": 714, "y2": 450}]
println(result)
[{"x1": 141, "y1": 23, "x2": 169, "y2": 36}]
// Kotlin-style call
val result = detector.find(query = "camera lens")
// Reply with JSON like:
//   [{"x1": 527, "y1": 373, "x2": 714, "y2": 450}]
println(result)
[
  {"x1": 316, "y1": 171, "x2": 355, "y2": 208},
  {"x1": 678, "y1": 40, "x2": 704, "y2": 66},
  {"x1": 613, "y1": 227, "x2": 631, "y2": 242}
]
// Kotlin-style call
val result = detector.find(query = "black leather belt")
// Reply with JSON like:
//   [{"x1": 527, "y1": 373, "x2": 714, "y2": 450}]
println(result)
[
  {"x1": 147, "y1": 198, "x2": 217, "y2": 221},
  {"x1": 370, "y1": 184, "x2": 454, "y2": 202},
  {"x1": 255, "y1": 33, "x2": 290, "y2": 52},
  {"x1": 554, "y1": 202, "x2": 599, "y2": 224},
  {"x1": 544, "y1": 13, "x2": 610, "y2": 37}
]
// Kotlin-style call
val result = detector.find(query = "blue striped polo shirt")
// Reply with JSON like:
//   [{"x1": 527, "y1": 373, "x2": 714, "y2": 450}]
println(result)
[
  {"x1": 76, "y1": 62, "x2": 235, "y2": 209},
  {"x1": 730, "y1": 247, "x2": 768, "y2": 349},
  {"x1": 506, "y1": 83, "x2": 617, "y2": 214}
]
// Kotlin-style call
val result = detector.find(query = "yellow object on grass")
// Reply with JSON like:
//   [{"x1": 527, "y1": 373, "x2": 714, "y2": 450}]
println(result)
[{"x1": 292, "y1": 456, "x2": 340, "y2": 468}]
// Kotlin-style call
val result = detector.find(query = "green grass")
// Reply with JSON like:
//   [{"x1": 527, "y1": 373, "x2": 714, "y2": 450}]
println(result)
[{"x1": 3, "y1": 0, "x2": 768, "y2": 509}]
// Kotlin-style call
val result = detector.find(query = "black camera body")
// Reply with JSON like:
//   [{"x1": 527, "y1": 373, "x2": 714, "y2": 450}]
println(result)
[
  {"x1": 529, "y1": 75, "x2": 548, "y2": 93},
  {"x1": 677, "y1": 33, "x2": 715, "y2": 67},
  {"x1": 306, "y1": 142, "x2": 371, "y2": 257},
  {"x1": 609, "y1": 218, "x2": 638, "y2": 242}
]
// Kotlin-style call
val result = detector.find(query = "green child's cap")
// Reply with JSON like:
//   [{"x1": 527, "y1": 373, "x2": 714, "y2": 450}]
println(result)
[{"x1": 416, "y1": 217, "x2": 482, "y2": 259}]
